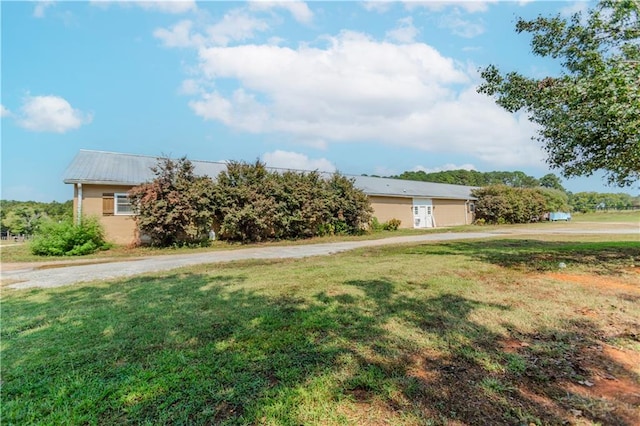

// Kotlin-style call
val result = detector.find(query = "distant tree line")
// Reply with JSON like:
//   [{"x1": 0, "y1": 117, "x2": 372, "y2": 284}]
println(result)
[
  {"x1": 0, "y1": 200, "x2": 73, "y2": 236},
  {"x1": 386, "y1": 169, "x2": 639, "y2": 213},
  {"x1": 389, "y1": 169, "x2": 566, "y2": 190}
]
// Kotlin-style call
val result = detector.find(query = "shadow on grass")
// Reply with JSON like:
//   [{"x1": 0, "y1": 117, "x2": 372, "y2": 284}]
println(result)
[
  {"x1": 409, "y1": 239, "x2": 640, "y2": 272},
  {"x1": 2, "y1": 271, "x2": 638, "y2": 424}
]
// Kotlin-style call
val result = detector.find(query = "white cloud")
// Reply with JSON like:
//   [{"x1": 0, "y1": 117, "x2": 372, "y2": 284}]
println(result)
[
  {"x1": 386, "y1": 16, "x2": 419, "y2": 43},
  {"x1": 0, "y1": 105, "x2": 11, "y2": 118},
  {"x1": 16, "y1": 95, "x2": 92, "y2": 133},
  {"x1": 178, "y1": 79, "x2": 201, "y2": 95},
  {"x1": 560, "y1": 1, "x2": 590, "y2": 18},
  {"x1": 404, "y1": 1, "x2": 497, "y2": 14},
  {"x1": 90, "y1": 1, "x2": 196, "y2": 14},
  {"x1": 262, "y1": 150, "x2": 336, "y2": 172},
  {"x1": 439, "y1": 12, "x2": 485, "y2": 38},
  {"x1": 154, "y1": 20, "x2": 203, "y2": 48},
  {"x1": 171, "y1": 28, "x2": 543, "y2": 168},
  {"x1": 154, "y1": 10, "x2": 269, "y2": 48},
  {"x1": 33, "y1": 0, "x2": 55, "y2": 18},
  {"x1": 362, "y1": 1, "x2": 394, "y2": 13},
  {"x1": 206, "y1": 9, "x2": 270, "y2": 46},
  {"x1": 412, "y1": 163, "x2": 476, "y2": 173},
  {"x1": 249, "y1": 1, "x2": 313, "y2": 24},
  {"x1": 137, "y1": 1, "x2": 196, "y2": 14}
]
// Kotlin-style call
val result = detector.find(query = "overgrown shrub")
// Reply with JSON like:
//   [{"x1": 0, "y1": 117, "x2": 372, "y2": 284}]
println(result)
[
  {"x1": 211, "y1": 161, "x2": 373, "y2": 242},
  {"x1": 383, "y1": 218, "x2": 401, "y2": 231},
  {"x1": 30, "y1": 217, "x2": 110, "y2": 256},
  {"x1": 128, "y1": 157, "x2": 216, "y2": 247},
  {"x1": 472, "y1": 185, "x2": 547, "y2": 224}
]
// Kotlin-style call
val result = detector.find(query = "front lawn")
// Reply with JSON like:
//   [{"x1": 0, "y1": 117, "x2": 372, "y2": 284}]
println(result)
[{"x1": 2, "y1": 235, "x2": 639, "y2": 425}]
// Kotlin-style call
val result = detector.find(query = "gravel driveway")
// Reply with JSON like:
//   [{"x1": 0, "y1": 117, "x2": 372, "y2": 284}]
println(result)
[{"x1": 3, "y1": 224, "x2": 637, "y2": 290}]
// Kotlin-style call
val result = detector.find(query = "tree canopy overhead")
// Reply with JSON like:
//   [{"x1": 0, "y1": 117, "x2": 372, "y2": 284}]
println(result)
[{"x1": 478, "y1": 0, "x2": 639, "y2": 187}]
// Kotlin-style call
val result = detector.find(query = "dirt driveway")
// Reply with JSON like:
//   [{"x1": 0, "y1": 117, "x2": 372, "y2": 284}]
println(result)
[{"x1": 2, "y1": 223, "x2": 637, "y2": 290}]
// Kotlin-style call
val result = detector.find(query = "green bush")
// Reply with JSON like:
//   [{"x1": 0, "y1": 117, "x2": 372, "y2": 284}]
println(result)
[
  {"x1": 383, "y1": 218, "x2": 401, "y2": 231},
  {"x1": 472, "y1": 185, "x2": 547, "y2": 224},
  {"x1": 370, "y1": 217, "x2": 384, "y2": 232},
  {"x1": 129, "y1": 157, "x2": 215, "y2": 247},
  {"x1": 211, "y1": 161, "x2": 373, "y2": 242},
  {"x1": 30, "y1": 217, "x2": 110, "y2": 256}
]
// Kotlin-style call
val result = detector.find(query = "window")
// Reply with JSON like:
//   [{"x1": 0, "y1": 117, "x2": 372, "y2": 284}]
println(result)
[
  {"x1": 469, "y1": 202, "x2": 475, "y2": 213},
  {"x1": 115, "y1": 193, "x2": 133, "y2": 215},
  {"x1": 414, "y1": 206, "x2": 419, "y2": 215},
  {"x1": 103, "y1": 193, "x2": 133, "y2": 215}
]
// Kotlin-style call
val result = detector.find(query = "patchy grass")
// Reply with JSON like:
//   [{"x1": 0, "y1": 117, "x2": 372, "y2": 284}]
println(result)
[
  {"x1": 571, "y1": 210, "x2": 640, "y2": 223},
  {"x1": 2, "y1": 236, "x2": 639, "y2": 425}
]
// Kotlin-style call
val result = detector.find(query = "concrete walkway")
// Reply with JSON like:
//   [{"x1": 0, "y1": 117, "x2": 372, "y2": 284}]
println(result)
[{"x1": 3, "y1": 225, "x2": 637, "y2": 290}]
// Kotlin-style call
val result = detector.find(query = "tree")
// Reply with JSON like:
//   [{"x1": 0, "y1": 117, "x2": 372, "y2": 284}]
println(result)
[
  {"x1": 478, "y1": 0, "x2": 640, "y2": 187},
  {"x1": 539, "y1": 173, "x2": 566, "y2": 192},
  {"x1": 1, "y1": 206, "x2": 43, "y2": 235},
  {"x1": 128, "y1": 157, "x2": 216, "y2": 246}
]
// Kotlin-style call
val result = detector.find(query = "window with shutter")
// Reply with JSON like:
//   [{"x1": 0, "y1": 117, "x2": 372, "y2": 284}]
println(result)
[{"x1": 103, "y1": 193, "x2": 114, "y2": 216}]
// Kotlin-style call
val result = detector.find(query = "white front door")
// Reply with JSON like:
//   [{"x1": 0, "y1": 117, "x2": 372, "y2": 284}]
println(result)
[{"x1": 413, "y1": 199, "x2": 434, "y2": 228}]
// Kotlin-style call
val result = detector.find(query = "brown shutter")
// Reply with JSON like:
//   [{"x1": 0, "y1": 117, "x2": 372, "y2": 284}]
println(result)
[{"x1": 103, "y1": 193, "x2": 114, "y2": 216}]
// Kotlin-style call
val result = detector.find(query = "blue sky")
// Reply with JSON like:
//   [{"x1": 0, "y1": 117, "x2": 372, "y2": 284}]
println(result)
[{"x1": 2, "y1": 0, "x2": 633, "y2": 202}]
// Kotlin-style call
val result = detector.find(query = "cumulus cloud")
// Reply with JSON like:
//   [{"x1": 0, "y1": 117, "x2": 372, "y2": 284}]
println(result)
[
  {"x1": 90, "y1": 0, "x2": 196, "y2": 14},
  {"x1": 439, "y1": 12, "x2": 485, "y2": 38},
  {"x1": 166, "y1": 24, "x2": 542, "y2": 168},
  {"x1": 154, "y1": 10, "x2": 269, "y2": 48},
  {"x1": 16, "y1": 95, "x2": 92, "y2": 133},
  {"x1": 362, "y1": 1, "x2": 393, "y2": 13},
  {"x1": 262, "y1": 150, "x2": 336, "y2": 172},
  {"x1": 404, "y1": 1, "x2": 497, "y2": 14},
  {"x1": 249, "y1": 1, "x2": 313, "y2": 24},
  {"x1": 386, "y1": 16, "x2": 419, "y2": 43},
  {"x1": 33, "y1": 0, "x2": 56, "y2": 18},
  {"x1": 205, "y1": 9, "x2": 270, "y2": 46},
  {"x1": 154, "y1": 20, "x2": 202, "y2": 48}
]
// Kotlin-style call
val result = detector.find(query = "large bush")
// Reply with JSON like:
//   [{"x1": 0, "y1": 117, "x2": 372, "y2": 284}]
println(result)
[
  {"x1": 211, "y1": 161, "x2": 373, "y2": 242},
  {"x1": 30, "y1": 217, "x2": 109, "y2": 256},
  {"x1": 472, "y1": 185, "x2": 547, "y2": 224},
  {"x1": 128, "y1": 157, "x2": 216, "y2": 247}
]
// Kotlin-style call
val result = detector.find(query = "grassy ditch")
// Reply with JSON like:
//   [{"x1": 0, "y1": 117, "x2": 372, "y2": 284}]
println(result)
[{"x1": 2, "y1": 235, "x2": 639, "y2": 425}]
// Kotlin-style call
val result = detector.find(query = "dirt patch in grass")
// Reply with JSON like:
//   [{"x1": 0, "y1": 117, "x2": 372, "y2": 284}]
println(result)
[
  {"x1": 542, "y1": 269, "x2": 640, "y2": 294},
  {"x1": 498, "y1": 332, "x2": 640, "y2": 425},
  {"x1": 561, "y1": 343, "x2": 640, "y2": 425}
]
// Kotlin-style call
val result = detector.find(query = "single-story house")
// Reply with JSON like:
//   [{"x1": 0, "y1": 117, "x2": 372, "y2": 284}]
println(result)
[{"x1": 63, "y1": 150, "x2": 477, "y2": 244}]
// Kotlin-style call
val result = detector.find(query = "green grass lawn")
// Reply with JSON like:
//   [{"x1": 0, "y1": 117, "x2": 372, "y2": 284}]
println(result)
[
  {"x1": 2, "y1": 234, "x2": 639, "y2": 425},
  {"x1": 571, "y1": 210, "x2": 640, "y2": 223}
]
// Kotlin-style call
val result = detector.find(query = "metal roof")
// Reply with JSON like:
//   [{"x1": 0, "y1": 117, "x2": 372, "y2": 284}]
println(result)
[
  {"x1": 62, "y1": 150, "x2": 228, "y2": 185},
  {"x1": 352, "y1": 175, "x2": 477, "y2": 200},
  {"x1": 63, "y1": 150, "x2": 477, "y2": 200}
]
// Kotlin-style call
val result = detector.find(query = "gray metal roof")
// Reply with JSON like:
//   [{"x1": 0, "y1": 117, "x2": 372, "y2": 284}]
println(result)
[
  {"x1": 63, "y1": 150, "x2": 477, "y2": 200},
  {"x1": 63, "y1": 150, "x2": 228, "y2": 185},
  {"x1": 352, "y1": 175, "x2": 477, "y2": 200}
]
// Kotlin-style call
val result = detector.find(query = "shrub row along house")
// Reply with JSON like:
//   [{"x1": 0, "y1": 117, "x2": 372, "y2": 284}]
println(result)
[{"x1": 63, "y1": 150, "x2": 478, "y2": 245}]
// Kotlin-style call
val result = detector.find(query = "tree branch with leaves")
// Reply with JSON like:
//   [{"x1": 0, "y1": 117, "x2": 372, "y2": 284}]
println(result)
[{"x1": 478, "y1": 0, "x2": 639, "y2": 187}]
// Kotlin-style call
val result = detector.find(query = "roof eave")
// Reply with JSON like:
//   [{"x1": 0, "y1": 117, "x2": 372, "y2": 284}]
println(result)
[{"x1": 63, "y1": 179, "x2": 142, "y2": 186}]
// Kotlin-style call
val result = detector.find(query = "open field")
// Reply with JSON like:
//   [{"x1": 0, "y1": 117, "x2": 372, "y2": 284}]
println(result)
[{"x1": 2, "y1": 233, "x2": 639, "y2": 425}]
